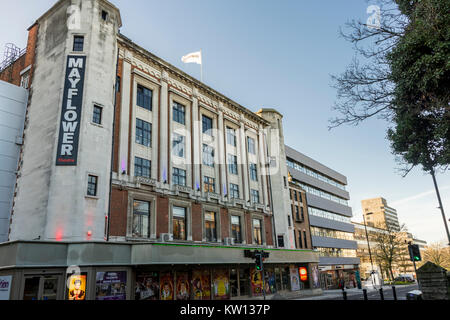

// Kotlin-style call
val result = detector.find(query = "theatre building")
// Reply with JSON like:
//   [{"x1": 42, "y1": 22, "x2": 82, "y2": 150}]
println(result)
[{"x1": 0, "y1": 0, "x2": 320, "y2": 300}]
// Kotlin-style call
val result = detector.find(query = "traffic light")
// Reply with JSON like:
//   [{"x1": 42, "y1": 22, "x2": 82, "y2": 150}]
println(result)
[
  {"x1": 255, "y1": 252, "x2": 263, "y2": 271},
  {"x1": 408, "y1": 244, "x2": 421, "y2": 262}
]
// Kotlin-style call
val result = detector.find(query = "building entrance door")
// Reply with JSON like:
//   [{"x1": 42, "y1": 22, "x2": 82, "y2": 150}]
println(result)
[{"x1": 22, "y1": 275, "x2": 62, "y2": 300}]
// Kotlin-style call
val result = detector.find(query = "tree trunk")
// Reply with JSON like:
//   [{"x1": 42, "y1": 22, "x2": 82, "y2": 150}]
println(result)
[{"x1": 430, "y1": 169, "x2": 450, "y2": 245}]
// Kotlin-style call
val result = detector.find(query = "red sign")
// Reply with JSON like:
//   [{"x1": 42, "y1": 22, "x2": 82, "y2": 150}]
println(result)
[{"x1": 299, "y1": 267, "x2": 308, "y2": 282}]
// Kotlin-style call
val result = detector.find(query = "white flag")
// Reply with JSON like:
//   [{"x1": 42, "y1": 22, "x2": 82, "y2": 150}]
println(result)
[{"x1": 181, "y1": 51, "x2": 202, "y2": 65}]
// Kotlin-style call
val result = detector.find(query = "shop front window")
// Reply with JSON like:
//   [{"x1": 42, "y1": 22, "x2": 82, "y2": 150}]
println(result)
[
  {"x1": 23, "y1": 277, "x2": 40, "y2": 300},
  {"x1": 230, "y1": 269, "x2": 239, "y2": 297},
  {"x1": 239, "y1": 268, "x2": 250, "y2": 297},
  {"x1": 275, "y1": 268, "x2": 282, "y2": 291},
  {"x1": 282, "y1": 267, "x2": 290, "y2": 291}
]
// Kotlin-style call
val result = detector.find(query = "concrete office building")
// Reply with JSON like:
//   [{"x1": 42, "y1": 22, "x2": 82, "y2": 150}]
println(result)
[
  {"x1": 285, "y1": 147, "x2": 360, "y2": 289},
  {"x1": 0, "y1": 0, "x2": 321, "y2": 300},
  {"x1": 362, "y1": 197, "x2": 401, "y2": 232},
  {"x1": 353, "y1": 221, "x2": 427, "y2": 280}
]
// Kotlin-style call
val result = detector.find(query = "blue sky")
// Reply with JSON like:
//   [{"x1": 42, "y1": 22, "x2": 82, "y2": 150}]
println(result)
[{"x1": 1, "y1": 0, "x2": 449, "y2": 244}]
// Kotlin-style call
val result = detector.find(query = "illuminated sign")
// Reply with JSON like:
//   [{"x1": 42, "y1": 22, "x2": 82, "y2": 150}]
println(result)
[
  {"x1": 56, "y1": 55, "x2": 86, "y2": 166},
  {"x1": 68, "y1": 274, "x2": 87, "y2": 300},
  {"x1": 299, "y1": 267, "x2": 308, "y2": 282},
  {"x1": 0, "y1": 276, "x2": 12, "y2": 300}
]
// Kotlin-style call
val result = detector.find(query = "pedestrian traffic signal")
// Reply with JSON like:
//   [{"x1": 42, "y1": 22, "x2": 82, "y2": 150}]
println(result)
[
  {"x1": 408, "y1": 244, "x2": 421, "y2": 262},
  {"x1": 255, "y1": 252, "x2": 263, "y2": 271}
]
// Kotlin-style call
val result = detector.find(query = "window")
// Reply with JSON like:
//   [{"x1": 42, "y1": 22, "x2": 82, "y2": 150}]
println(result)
[
  {"x1": 287, "y1": 215, "x2": 291, "y2": 227},
  {"x1": 231, "y1": 215, "x2": 242, "y2": 244},
  {"x1": 277, "y1": 235, "x2": 285, "y2": 248},
  {"x1": 132, "y1": 200, "x2": 150, "y2": 238},
  {"x1": 228, "y1": 154, "x2": 238, "y2": 175},
  {"x1": 173, "y1": 206, "x2": 186, "y2": 240},
  {"x1": 295, "y1": 206, "x2": 300, "y2": 221},
  {"x1": 202, "y1": 115, "x2": 213, "y2": 135},
  {"x1": 300, "y1": 206, "x2": 304, "y2": 221},
  {"x1": 20, "y1": 73, "x2": 29, "y2": 89},
  {"x1": 172, "y1": 133, "x2": 185, "y2": 158},
  {"x1": 303, "y1": 231, "x2": 308, "y2": 248},
  {"x1": 298, "y1": 231, "x2": 303, "y2": 248},
  {"x1": 294, "y1": 191, "x2": 298, "y2": 202},
  {"x1": 251, "y1": 189, "x2": 259, "y2": 204},
  {"x1": 87, "y1": 175, "x2": 98, "y2": 196},
  {"x1": 253, "y1": 218, "x2": 262, "y2": 245},
  {"x1": 173, "y1": 102, "x2": 185, "y2": 125},
  {"x1": 172, "y1": 168, "x2": 186, "y2": 186},
  {"x1": 116, "y1": 76, "x2": 121, "y2": 93},
  {"x1": 137, "y1": 85, "x2": 152, "y2": 111},
  {"x1": 249, "y1": 163, "x2": 258, "y2": 181},
  {"x1": 135, "y1": 157, "x2": 151, "y2": 178},
  {"x1": 203, "y1": 176, "x2": 215, "y2": 193},
  {"x1": 204, "y1": 211, "x2": 217, "y2": 242},
  {"x1": 247, "y1": 137, "x2": 256, "y2": 154},
  {"x1": 202, "y1": 144, "x2": 214, "y2": 167},
  {"x1": 226, "y1": 127, "x2": 236, "y2": 147},
  {"x1": 136, "y1": 119, "x2": 151, "y2": 147},
  {"x1": 73, "y1": 36, "x2": 84, "y2": 52},
  {"x1": 101, "y1": 10, "x2": 108, "y2": 21},
  {"x1": 229, "y1": 183, "x2": 239, "y2": 199},
  {"x1": 92, "y1": 105, "x2": 102, "y2": 125}
]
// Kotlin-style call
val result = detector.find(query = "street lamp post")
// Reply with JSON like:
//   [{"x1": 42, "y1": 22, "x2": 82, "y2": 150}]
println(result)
[
  {"x1": 362, "y1": 214, "x2": 376, "y2": 288},
  {"x1": 430, "y1": 169, "x2": 450, "y2": 245}
]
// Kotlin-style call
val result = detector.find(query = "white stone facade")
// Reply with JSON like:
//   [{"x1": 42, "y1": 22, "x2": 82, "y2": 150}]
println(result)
[{"x1": 9, "y1": 0, "x2": 121, "y2": 242}]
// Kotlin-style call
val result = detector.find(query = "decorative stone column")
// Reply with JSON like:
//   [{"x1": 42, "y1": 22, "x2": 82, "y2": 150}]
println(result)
[
  {"x1": 159, "y1": 70, "x2": 169, "y2": 184},
  {"x1": 192, "y1": 88, "x2": 201, "y2": 191}
]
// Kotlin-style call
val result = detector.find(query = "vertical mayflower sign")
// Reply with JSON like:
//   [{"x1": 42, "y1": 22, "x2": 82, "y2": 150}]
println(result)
[{"x1": 56, "y1": 55, "x2": 86, "y2": 165}]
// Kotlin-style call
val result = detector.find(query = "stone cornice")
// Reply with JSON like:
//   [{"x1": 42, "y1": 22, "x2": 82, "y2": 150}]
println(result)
[{"x1": 117, "y1": 34, "x2": 270, "y2": 128}]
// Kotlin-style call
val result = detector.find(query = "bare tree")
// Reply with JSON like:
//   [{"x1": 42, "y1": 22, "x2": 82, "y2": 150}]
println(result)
[
  {"x1": 329, "y1": 0, "x2": 407, "y2": 129},
  {"x1": 418, "y1": 242, "x2": 450, "y2": 270},
  {"x1": 371, "y1": 223, "x2": 408, "y2": 281}
]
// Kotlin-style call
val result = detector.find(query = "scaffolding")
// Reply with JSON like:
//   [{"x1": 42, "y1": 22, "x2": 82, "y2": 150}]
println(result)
[{"x1": 0, "y1": 43, "x2": 26, "y2": 74}]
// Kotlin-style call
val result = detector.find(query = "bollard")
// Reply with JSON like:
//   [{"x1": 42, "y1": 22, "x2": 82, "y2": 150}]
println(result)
[
  {"x1": 363, "y1": 289, "x2": 368, "y2": 300},
  {"x1": 392, "y1": 286, "x2": 397, "y2": 300},
  {"x1": 342, "y1": 290, "x2": 347, "y2": 300},
  {"x1": 379, "y1": 288, "x2": 384, "y2": 300}
]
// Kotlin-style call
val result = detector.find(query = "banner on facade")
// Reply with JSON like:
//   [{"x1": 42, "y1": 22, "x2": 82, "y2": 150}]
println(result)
[
  {"x1": 250, "y1": 268, "x2": 263, "y2": 296},
  {"x1": 289, "y1": 265, "x2": 300, "y2": 291},
  {"x1": 135, "y1": 272, "x2": 159, "y2": 300},
  {"x1": 212, "y1": 269, "x2": 229, "y2": 300},
  {"x1": 67, "y1": 273, "x2": 87, "y2": 300},
  {"x1": 312, "y1": 265, "x2": 320, "y2": 288},
  {"x1": 95, "y1": 271, "x2": 127, "y2": 300},
  {"x1": 191, "y1": 270, "x2": 211, "y2": 300},
  {"x1": 56, "y1": 55, "x2": 86, "y2": 166},
  {"x1": 176, "y1": 272, "x2": 190, "y2": 300},
  {"x1": 160, "y1": 272, "x2": 174, "y2": 300},
  {"x1": 0, "y1": 276, "x2": 12, "y2": 300}
]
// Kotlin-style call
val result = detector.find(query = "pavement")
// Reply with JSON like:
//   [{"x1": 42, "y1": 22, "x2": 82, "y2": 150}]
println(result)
[{"x1": 294, "y1": 283, "x2": 419, "y2": 300}]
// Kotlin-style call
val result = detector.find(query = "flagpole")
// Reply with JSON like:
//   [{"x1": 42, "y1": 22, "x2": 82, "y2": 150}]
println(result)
[{"x1": 200, "y1": 50, "x2": 203, "y2": 82}]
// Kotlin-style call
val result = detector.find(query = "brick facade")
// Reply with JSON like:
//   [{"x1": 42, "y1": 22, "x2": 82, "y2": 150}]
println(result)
[{"x1": 109, "y1": 187, "x2": 128, "y2": 237}]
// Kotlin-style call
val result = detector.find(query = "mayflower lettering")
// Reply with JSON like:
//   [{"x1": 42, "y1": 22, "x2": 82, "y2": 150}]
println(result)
[{"x1": 56, "y1": 55, "x2": 86, "y2": 166}]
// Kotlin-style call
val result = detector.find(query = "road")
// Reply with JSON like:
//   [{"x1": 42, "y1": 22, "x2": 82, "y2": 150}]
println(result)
[{"x1": 296, "y1": 284, "x2": 419, "y2": 300}]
